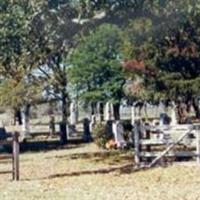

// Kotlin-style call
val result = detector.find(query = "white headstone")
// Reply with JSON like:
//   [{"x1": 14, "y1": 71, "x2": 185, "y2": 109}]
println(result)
[
  {"x1": 131, "y1": 105, "x2": 136, "y2": 125},
  {"x1": 105, "y1": 102, "x2": 113, "y2": 121},
  {"x1": 171, "y1": 102, "x2": 177, "y2": 125},
  {"x1": 96, "y1": 102, "x2": 102, "y2": 121},
  {"x1": 89, "y1": 115, "x2": 96, "y2": 133},
  {"x1": 159, "y1": 101, "x2": 166, "y2": 126},
  {"x1": 159, "y1": 117, "x2": 164, "y2": 126},
  {"x1": 0, "y1": 121, "x2": 3, "y2": 127},
  {"x1": 159, "y1": 101, "x2": 165, "y2": 114},
  {"x1": 21, "y1": 106, "x2": 30, "y2": 138},
  {"x1": 112, "y1": 121, "x2": 126, "y2": 148},
  {"x1": 70, "y1": 102, "x2": 77, "y2": 125}
]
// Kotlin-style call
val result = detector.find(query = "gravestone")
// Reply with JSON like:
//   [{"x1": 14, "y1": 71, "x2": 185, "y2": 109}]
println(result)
[
  {"x1": 59, "y1": 122, "x2": 67, "y2": 145},
  {"x1": 160, "y1": 113, "x2": 170, "y2": 125},
  {"x1": 112, "y1": 121, "x2": 126, "y2": 148},
  {"x1": 131, "y1": 105, "x2": 136, "y2": 126},
  {"x1": 89, "y1": 115, "x2": 96, "y2": 134},
  {"x1": 69, "y1": 102, "x2": 78, "y2": 135},
  {"x1": 0, "y1": 127, "x2": 7, "y2": 140},
  {"x1": 105, "y1": 102, "x2": 113, "y2": 121},
  {"x1": 21, "y1": 105, "x2": 30, "y2": 139},
  {"x1": 0, "y1": 125, "x2": 7, "y2": 152},
  {"x1": 49, "y1": 115, "x2": 55, "y2": 136},
  {"x1": 106, "y1": 120, "x2": 113, "y2": 139},
  {"x1": 171, "y1": 102, "x2": 178, "y2": 125},
  {"x1": 82, "y1": 118, "x2": 93, "y2": 142},
  {"x1": 97, "y1": 102, "x2": 104, "y2": 122}
]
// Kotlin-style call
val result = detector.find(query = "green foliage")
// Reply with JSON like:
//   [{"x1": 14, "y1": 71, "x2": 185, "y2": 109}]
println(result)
[
  {"x1": 93, "y1": 123, "x2": 110, "y2": 148},
  {"x1": 0, "y1": 0, "x2": 45, "y2": 110},
  {"x1": 69, "y1": 24, "x2": 125, "y2": 104},
  {"x1": 122, "y1": 1, "x2": 200, "y2": 103}
]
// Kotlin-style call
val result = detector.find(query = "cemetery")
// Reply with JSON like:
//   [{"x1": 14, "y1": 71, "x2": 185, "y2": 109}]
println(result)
[
  {"x1": 0, "y1": 101, "x2": 200, "y2": 199},
  {"x1": 1, "y1": 1, "x2": 200, "y2": 200}
]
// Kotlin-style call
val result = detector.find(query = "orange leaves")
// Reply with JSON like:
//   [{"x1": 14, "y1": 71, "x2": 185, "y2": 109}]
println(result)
[
  {"x1": 122, "y1": 59, "x2": 156, "y2": 77},
  {"x1": 122, "y1": 59, "x2": 146, "y2": 72}
]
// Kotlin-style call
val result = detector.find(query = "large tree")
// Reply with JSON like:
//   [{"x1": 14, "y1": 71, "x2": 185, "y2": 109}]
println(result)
[
  {"x1": 69, "y1": 24, "x2": 125, "y2": 120},
  {"x1": 122, "y1": 2, "x2": 200, "y2": 120},
  {"x1": 0, "y1": 0, "x2": 45, "y2": 125}
]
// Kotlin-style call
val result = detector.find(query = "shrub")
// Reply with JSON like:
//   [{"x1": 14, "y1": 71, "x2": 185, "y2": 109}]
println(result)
[
  {"x1": 121, "y1": 120, "x2": 132, "y2": 132},
  {"x1": 93, "y1": 123, "x2": 111, "y2": 148}
]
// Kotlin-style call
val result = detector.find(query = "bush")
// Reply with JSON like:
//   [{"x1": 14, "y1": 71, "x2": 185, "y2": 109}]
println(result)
[
  {"x1": 121, "y1": 120, "x2": 132, "y2": 140},
  {"x1": 93, "y1": 123, "x2": 111, "y2": 148},
  {"x1": 121, "y1": 120, "x2": 133, "y2": 132}
]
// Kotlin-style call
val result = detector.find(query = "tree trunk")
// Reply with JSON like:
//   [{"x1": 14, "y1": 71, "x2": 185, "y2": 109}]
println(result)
[
  {"x1": 91, "y1": 102, "x2": 96, "y2": 115},
  {"x1": 60, "y1": 91, "x2": 68, "y2": 145},
  {"x1": 192, "y1": 98, "x2": 200, "y2": 119},
  {"x1": 99, "y1": 102, "x2": 104, "y2": 121},
  {"x1": 14, "y1": 109, "x2": 22, "y2": 125},
  {"x1": 113, "y1": 103, "x2": 120, "y2": 120}
]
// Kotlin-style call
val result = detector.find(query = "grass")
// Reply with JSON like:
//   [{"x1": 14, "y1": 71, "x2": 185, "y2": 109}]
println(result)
[{"x1": 1, "y1": 138, "x2": 200, "y2": 200}]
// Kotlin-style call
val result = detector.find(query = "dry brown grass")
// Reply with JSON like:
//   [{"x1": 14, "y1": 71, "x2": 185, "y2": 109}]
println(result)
[{"x1": 1, "y1": 141, "x2": 200, "y2": 200}]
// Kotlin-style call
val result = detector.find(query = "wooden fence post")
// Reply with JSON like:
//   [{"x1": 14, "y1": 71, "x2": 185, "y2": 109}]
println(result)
[
  {"x1": 196, "y1": 125, "x2": 200, "y2": 165},
  {"x1": 134, "y1": 119, "x2": 141, "y2": 166},
  {"x1": 12, "y1": 132, "x2": 19, "y2": 181}
]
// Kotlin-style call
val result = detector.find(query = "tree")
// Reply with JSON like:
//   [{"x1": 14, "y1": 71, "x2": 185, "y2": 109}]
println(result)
[
  {"x1": 70, "y1": 24, "x2": 125, "y2": 120},
  {"x1": 0, "y1": 0, "x2": 45, "y2": 125},
  {"x1": 155, "y1": 13, "x2": 200, "y2": 119},
  {"x1": 122, "y1": 2, "x2": 200, "y2": 120}
]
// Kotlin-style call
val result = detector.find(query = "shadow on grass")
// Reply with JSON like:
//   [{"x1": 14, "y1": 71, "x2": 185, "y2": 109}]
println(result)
[
  {"x1": 23, "y1": 151, "x2": 135, "y2": 181},
  {"x1": 21, "y1": 163, "x2": 136, "y2": 181},
  {"x1": 19, "y1": 138, "x2": 85, "y2": 153},
  {"x1": 47, "y1": 163, "x2": 135, "y2": 179},
  {"x1": 48, "y1": 150, "x2": 133, "y2": 166}
]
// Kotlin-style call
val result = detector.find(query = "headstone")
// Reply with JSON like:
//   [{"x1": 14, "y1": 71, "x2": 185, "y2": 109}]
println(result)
[
  {"x1": 112, "y1": 121, "x2": 126, "y2": 148},
  {"x1": 105, "y1": 102, "x2": 113, "y2": 121},
  {"x1": 105, "y1": 102, "x2": 110, "y2": 121},
  {"x1": 159, "y1": 101, "x2": 166, "y2": 126},
  {"x1": 171, "y1": 102, "x2": 177, "y2": 125},
  {"x1": 97, "y1": 102, "x2": 103, "y2": 122},
  {"x1": 143, "y1": 101, "x2": 148, "y2": 119},
  {"x1": 155, "y1": 104, "x2": 159, "y2": 118},
  {"x1": 89, "y1": 115, "x2": 96, "y2": 134},
  {"x1": 70, "y1": 102, "x2": 77, "y2": 125},
  {"x1": 70, "y1": 102, "x2": 77, "y2": 122},
  {"x1": 160, "y1": 113, "x2": 170, "y2": 125},
  {"x1": 159, "y1": 101, "x2": 165, "y2": 114},
  {"x1": 59, "y1": 122, "x2": 67, "y2": 145},
  {"x1": 82, "y1": 118, "x2": 92, "y2": 142},
  {"x1": 69, "y1": 101, "x2": 78, "y2": 136},
  {"x1": 49, "y1": 115, "x2": 55, "y2": 136},
  {"x1": 106, "y1": 120, "x2": 113, "y2": 138},
  {"x1": 0, "y1": 123, "x2": 7, "y2": 152},
  {"x1": 131, "y1": 105, "x2": 136, "y2": 126},
  {"x1": 0, "y1": 127, "x2": 7, "y2": 140},
  {"x1": 21, "y1": 105, "x2": 30, "y2": 139}
]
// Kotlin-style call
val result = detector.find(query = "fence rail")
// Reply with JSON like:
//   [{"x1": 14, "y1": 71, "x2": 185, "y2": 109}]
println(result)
[
  {"x1": 0, "y1": 132, "x2": 19, "y2": 181},
  {"x1": 134, "y1": 121, "x2": 200, "y2": 167}
]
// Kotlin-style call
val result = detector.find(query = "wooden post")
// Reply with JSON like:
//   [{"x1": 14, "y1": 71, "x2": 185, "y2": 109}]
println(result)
[
  {"x1": 196, "y1": 125, "x2": 200, "y2": 165},
  {"x1": 145, "y1": 127, "x2": 151, "y2": 163},
  {"x1": 49, "y1": 115, "x2": 55, "y2": 137},
  {"x1": 134, "y1": 119, "x2": 141, "y2": 166},
  {"x1": 12, "y1": 132, "x2": 19, "y2": 181}
]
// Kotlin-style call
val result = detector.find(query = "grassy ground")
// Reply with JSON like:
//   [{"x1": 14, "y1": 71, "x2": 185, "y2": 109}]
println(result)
[{"x1": 1, "y1": 138, "x2": 200, "y2": 200}]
